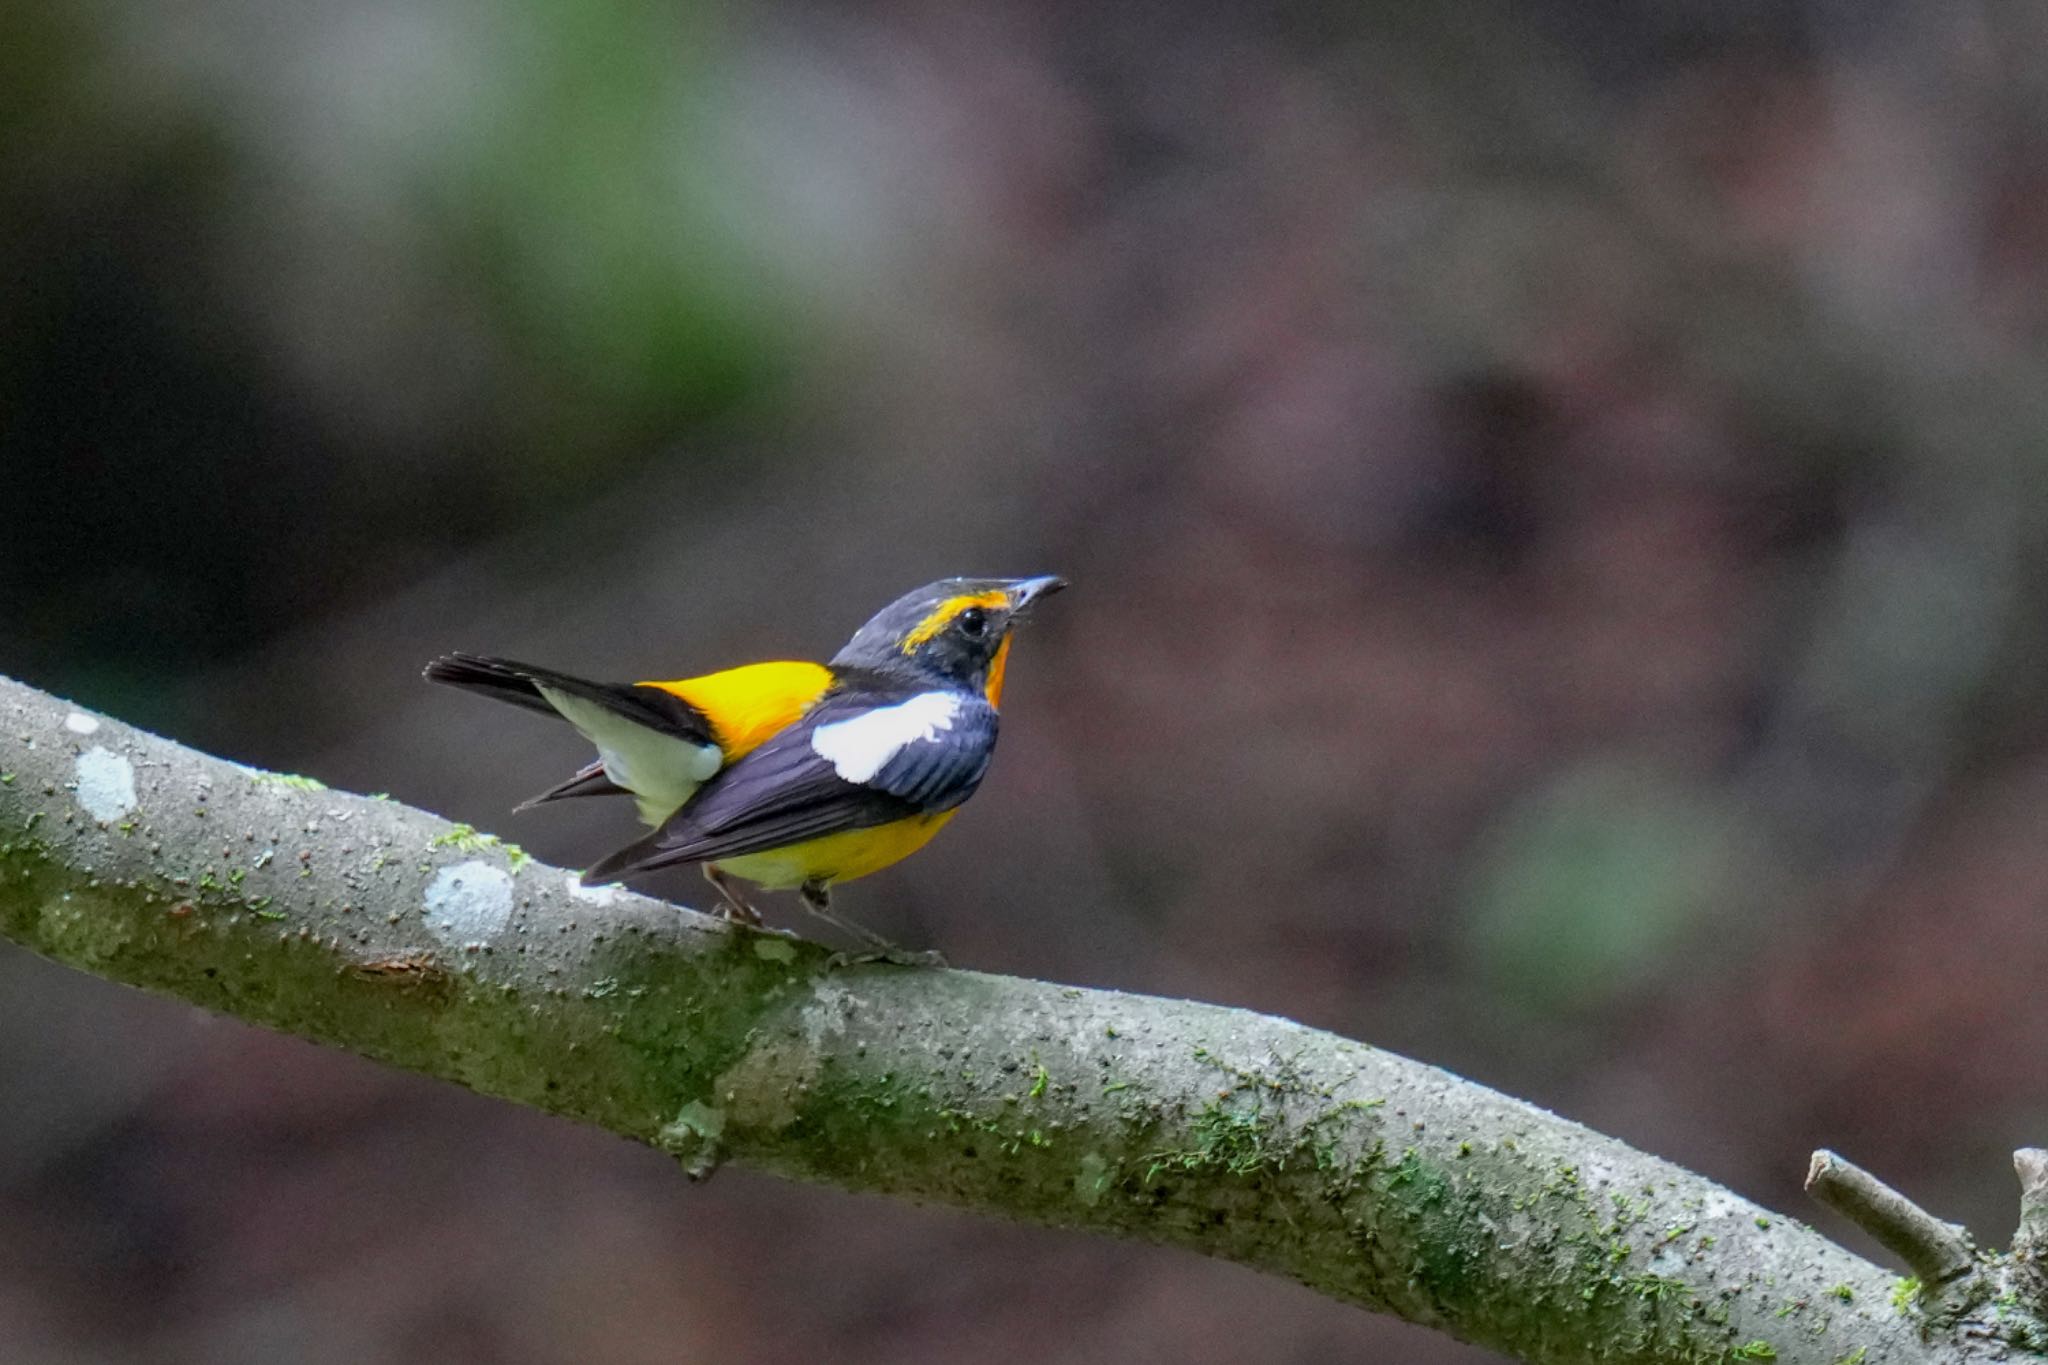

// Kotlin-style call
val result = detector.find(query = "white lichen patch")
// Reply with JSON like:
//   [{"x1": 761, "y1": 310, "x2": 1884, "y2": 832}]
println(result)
[
  {"x1": 752, "y1": 936, "x2": 798, "y2": 963},
  {"x1": 566, "y1": 872, "x2": 619, "y2": 906},
  {"x1": 798, "y1": 978, "x2": 855, "y2": 1049},
  {"x1": 657, "y1": 1099, "x2": 728, "y2": 1179},
  {"x1": 423, "y1": 860, "x2": 514, "y2": 945},
  {"x1": 63, "y1": 712, "x2": 100, "y2": 736},
  {"x1": 73, "y1": 747, "x2": 137, "y2": 822},
  {"x1": 660, "y1": 1099, "x2": 726, "y2": 1147}
]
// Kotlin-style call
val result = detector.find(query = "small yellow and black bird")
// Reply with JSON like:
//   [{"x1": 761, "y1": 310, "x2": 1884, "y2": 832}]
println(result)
[{"x1": 423, "y1": 575, "x2": 1064, "y2": 958}]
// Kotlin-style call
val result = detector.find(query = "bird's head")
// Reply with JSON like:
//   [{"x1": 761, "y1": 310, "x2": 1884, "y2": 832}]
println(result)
[{"x1": 833, "y1": 575, "x2": 1066, "y2": 704}]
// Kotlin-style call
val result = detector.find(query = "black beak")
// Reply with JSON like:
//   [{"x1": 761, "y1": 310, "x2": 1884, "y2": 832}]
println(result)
[{"x1": 1004, "y1": 575, "x2": 1068, "y2": 618}]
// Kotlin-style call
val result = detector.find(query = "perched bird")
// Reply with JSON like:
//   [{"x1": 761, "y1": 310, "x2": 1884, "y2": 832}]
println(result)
[{"x1": 423, "y1": 575, "x2": 1064, "y2": 959}]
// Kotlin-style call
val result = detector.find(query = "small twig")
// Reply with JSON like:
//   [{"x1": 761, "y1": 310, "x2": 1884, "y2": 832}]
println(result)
[
  {"x1": 2011, "y1": 1148, "x2": 2048, "y2": 1314},
  {"x1": 1805, "y1": 1149, "x2": 1976, "y2": 1288},
  {"x1": 2016, "y1": 1149, "x2": 2048, "y2": 1248}
]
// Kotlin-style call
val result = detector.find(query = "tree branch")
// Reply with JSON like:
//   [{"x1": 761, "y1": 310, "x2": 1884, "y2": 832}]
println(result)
[{"x1": 0, "y1": 673, "x2": 2039, "y2": 1364}]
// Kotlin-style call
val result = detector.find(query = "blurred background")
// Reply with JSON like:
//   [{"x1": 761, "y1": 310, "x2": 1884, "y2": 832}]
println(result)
[{"x1": 6, "y1": 0, "x2": 2048, "y2": 1360}]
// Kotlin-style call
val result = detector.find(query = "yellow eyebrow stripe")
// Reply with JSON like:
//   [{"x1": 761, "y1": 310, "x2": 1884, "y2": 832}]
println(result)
[
  {"x1": 639, "y1": 661, "x2": 834, "y2": 762},
  {"x1": 901, "y1": 591, "x2": 1009, "y2": 652}
]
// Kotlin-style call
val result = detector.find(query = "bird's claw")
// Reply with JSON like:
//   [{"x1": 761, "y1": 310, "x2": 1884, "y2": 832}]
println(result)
[{"x1": 707, "y1": 900, "x2": 763, "y2": 926}]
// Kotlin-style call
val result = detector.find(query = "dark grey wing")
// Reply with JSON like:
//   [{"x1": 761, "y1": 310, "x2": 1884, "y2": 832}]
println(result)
[{"x1": 581, "y1": 691, "x2": 997, "y2": 883}]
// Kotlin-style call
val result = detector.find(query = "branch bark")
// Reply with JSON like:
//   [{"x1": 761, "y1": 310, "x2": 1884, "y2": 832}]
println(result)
[
  {"x1": 0, "y1": 674, "x2": 2039, "y2": 1364},
  {"x1": 2014, "y1": 1150, "x2": 2048, "y2": 1319}
]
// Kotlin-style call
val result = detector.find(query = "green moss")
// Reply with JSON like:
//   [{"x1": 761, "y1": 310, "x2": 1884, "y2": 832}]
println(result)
[
  {"x1": 1889, "y1": 1277, "x2": 1921, "y2": 1313},
  {"x1": 1729, "y1": 1342, "x2": 1775, "y2": 1360},
  {"x1": 429, "y1": 823, "x2": 491, "y2": 852},
  {"x1": 1624, "y1": 1274, "x2": 1688, "y2": 1303},
  {"x1": 810, "y1": 1065, "x2": 1059, "y2": 1173},
  {"x1": 1834, "y1": 1350, "x2": 1866, "y2": 1365},
  {"x1": 1379, "y1": 1149, "x2": 1492, "y2": 1307},
  {"x1": 1610, "y1": 1191, "x2": 1650, "y2": 1227},
  {"x1": 1827, "y1": 1284, "x2": 1853, "y2": 1302},
  {"x1": 426, "y1": 823, "x2": 529, "y2": 869},
  {"x1": 35, "y1": 892, "x2": 138, "y2": 965},
  {"x1": 1073, "y1": 1152, "x2": 1113, "y2": 1206},
  {"x1": 1144, "y1": 1095, "x2": 1282, "y2": 1182}
]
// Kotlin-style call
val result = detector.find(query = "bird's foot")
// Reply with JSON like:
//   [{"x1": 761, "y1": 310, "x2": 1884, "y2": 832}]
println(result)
[
  {"x1": 799, "y1": 881, "x2": 943, "y2": 966},
  {"x1": 702, "y1": 865, "x2": 764, "y2": 925}
]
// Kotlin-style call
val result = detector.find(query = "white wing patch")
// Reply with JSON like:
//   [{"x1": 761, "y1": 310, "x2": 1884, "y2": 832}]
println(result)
[
  {"x1": 537, "y1": 686, "x2": 722, "y2": 826},
  {"x1": 810, "y1": 693, "x2": 960, "y2": 784}
]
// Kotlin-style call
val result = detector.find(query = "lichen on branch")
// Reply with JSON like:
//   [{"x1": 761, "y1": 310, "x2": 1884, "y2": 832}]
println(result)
[{"x1": 0, "y1": 673, "x2": 2040, "y2": 1365}]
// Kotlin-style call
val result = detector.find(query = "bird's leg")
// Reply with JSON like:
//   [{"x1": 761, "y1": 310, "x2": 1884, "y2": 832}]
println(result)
[
  {"x1": 701, "y1": 865, "x2": 763, "y2": 926},
  {"x1": 799, "y1": 881, "x2": 945, "y2": 968}
]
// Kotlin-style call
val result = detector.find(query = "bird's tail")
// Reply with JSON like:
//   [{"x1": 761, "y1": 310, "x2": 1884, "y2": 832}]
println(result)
[
  {"x1": 422, "y1": 653, "x2": 560, "y2": 716},
  {"x1": 514, "y1": 758, "x2": 625, "y2": 811},
  {"x1": 424, "y1": 653, "x2": 718, "y2": 824},
  {"x1": 421, "y1": 653, "x2": 711, "y2": 739}
]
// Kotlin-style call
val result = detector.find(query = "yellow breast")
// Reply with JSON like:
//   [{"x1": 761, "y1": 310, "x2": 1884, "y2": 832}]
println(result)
[{"x1": 711, "y1": 811, "x2": 957, "y2": 890}]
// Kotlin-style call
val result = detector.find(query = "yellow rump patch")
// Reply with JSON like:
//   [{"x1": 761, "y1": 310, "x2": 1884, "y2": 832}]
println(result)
[
  {"x1": 901, "y1": 590, "x2": 1010, "y2": 652},
  {"x1": 711, "y1": 811, "x2": 957, "y2": 890},
  {"x1": 641, "y1": 661, "x2": 833, "y2": 763}
]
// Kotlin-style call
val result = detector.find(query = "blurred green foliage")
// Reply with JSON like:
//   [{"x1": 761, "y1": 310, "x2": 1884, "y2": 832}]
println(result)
[
  {"x1": 441, "y1": 0, "x2": 787, "y2": 459},
  {"x1": 1464, "y1": 759, "x2": 1743, "y2": 1014}
]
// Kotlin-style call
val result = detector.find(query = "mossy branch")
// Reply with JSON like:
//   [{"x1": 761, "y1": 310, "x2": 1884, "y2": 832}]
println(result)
[{"x1": 0, "y1": 673, "x2": 2042, "y2": 1365}]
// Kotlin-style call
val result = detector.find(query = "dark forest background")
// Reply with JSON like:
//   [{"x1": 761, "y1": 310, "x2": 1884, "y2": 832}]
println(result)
[{"x1": 7, "y1": 2, "x2": 2048, "y2": 1361}]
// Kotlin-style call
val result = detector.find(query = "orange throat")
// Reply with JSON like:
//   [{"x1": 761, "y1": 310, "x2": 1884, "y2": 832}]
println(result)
[{"x1": 984, "y1": 636, "x2": 1012, "y2": 709}]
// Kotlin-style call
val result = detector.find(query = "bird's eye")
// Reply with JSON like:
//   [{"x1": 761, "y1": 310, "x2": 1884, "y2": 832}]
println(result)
[{"x1": 957, "y1": 608, "x2": 989, "y2": 639}]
